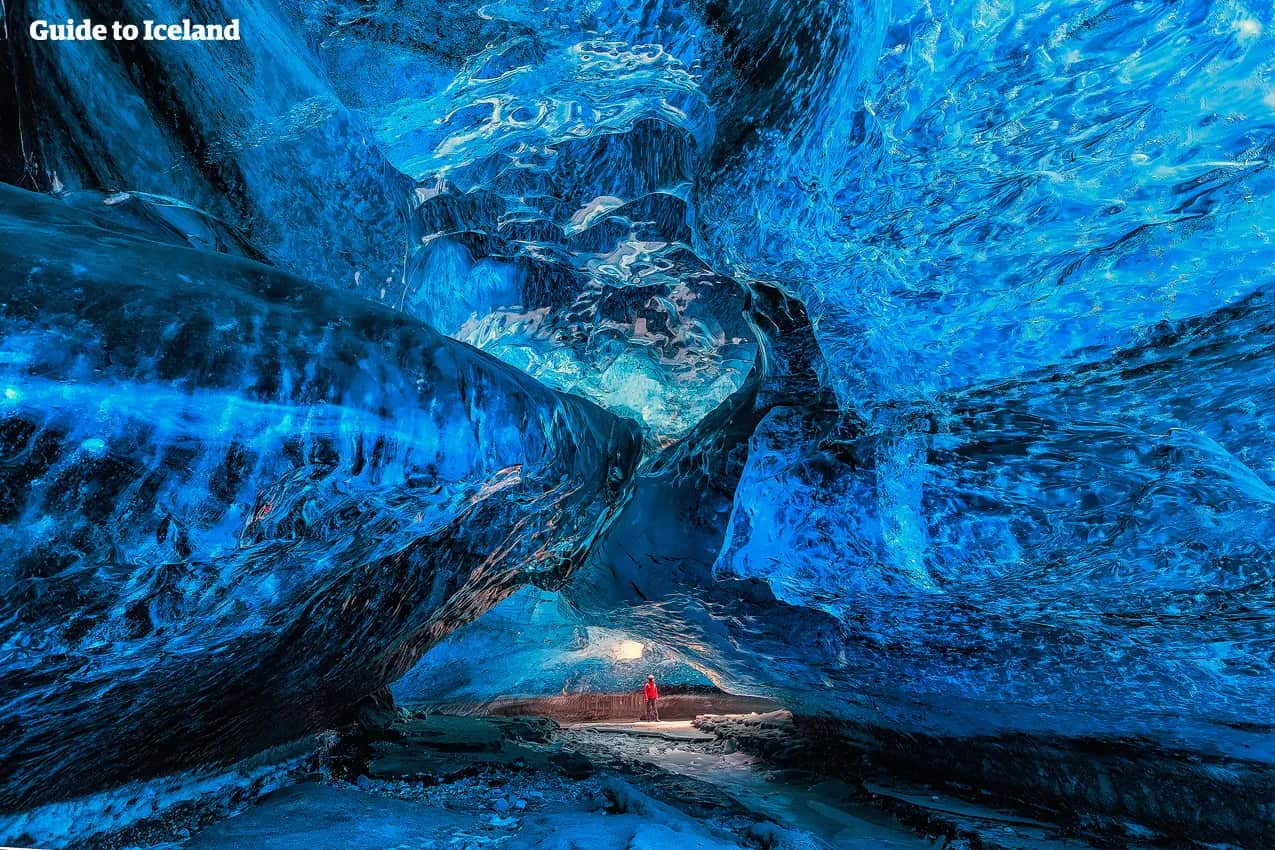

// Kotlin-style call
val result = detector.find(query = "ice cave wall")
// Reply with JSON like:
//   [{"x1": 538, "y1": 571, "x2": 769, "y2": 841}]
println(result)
[
  {"x1": 1, "y1": 0, "x2": 1275, "y2": 837},
  {"x1": 0, "y1": 184, "x2": 639, "y2": 809},
  {"x1": 371, "y1": 0, "x2": 1275, "y2": 760},
  {"x1": 7, "y1": 0, "x2": 410, "y2": 290}
]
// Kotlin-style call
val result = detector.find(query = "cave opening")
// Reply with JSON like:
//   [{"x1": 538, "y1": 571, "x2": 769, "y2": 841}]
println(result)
[{"x1": 391, "y1": 592, "x2": 786, "y2": 724}]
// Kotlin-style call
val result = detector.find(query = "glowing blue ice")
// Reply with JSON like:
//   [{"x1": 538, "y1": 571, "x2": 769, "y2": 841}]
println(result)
[
  {"x1": 0, "y1": 184, "x2": 639, "y2": 810},
  {"x1": 3, "y1": 0, "x2": 1275, "y2": 839}
]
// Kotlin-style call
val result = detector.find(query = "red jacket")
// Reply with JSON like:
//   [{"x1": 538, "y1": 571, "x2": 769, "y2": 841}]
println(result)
[{"x1": 644, "y1": 680, "x2": 659, "y2": 699}]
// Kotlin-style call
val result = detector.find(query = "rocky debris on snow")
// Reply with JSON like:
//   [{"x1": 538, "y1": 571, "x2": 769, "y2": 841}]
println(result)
[
  {"x1": 694, "y1": 711, "x2": 806, "y2": 762},
  {"x1": 356, "y1": 713, "x2": 568, "y2": 781}
]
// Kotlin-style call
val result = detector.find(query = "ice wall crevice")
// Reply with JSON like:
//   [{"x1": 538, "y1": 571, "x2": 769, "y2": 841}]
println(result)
[{"x1": 563, "y1": 283, "x2": 1275, "y2": 761}]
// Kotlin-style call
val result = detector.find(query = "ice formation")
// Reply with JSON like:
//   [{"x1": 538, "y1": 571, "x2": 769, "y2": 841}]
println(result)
[
  {"x1": 0, "y1": 185, "x2": 638, "y2": 808},
  {"x1": 2, "y1": 0, "x2": 1274, "y2": 841}
]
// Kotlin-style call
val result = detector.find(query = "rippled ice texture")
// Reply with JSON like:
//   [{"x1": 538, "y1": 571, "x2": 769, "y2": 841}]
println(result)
[
  {"x1": 378, "y1": 0, "x2": 1275, "y2": 755},
  {"x1": 694, "y1": 0, "x2": 1275, "y2": 748},
  {"x1": 0, "y1": 184, "x2": 639, "y2": 812},
  {"x1": 702, "y1": 0, "x2": 1275, "y2": 404},
  {"x1": 3, "y1": 0, "x2": 1275, "y2": 829}
]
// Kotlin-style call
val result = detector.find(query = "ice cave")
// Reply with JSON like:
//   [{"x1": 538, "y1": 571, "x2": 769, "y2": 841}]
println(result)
[{"x1": 0, "y1": 0, "x2": 1273, "y2": 847}]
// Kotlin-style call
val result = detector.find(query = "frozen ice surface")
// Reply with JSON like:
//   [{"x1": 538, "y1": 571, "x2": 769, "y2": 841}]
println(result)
[
  {"x1": 3, "y1": 0, "x2": 1275, "y2": 843},
  {"x1": 0, "y1": 184, "x2": 639, "y2": 810}
]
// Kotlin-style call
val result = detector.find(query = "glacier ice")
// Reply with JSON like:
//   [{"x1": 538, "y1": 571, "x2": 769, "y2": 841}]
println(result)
[
  {"x1": 697, "y1": 0, "x2": 1275, "y2": 410},
  {"x1": 282, "y1": 0, "x2": 756, "y2": 443},
  {"x1": 9, "y1": 0, "x2": 410, "y2": 290},
  {"x1": 2, "y1": 0, "x2": 1275, "y2": 842},
  {"x1": 0, "y1": 184, "x2": 640, "y2": 809}
]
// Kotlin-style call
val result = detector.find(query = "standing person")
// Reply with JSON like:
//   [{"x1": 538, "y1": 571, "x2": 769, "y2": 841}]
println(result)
[{"x1": 643, "y1": 674, "x2": 660, "y2": 721}]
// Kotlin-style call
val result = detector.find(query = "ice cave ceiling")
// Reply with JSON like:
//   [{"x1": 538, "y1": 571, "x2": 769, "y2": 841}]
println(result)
[{"x1": 2, "y1": 0, "x2": 1275, "y2": 816}]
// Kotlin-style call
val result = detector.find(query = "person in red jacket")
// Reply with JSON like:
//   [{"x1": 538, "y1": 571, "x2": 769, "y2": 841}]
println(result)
[{"x1": 642, "y1": 674, "x2": 660, "y2": 721}]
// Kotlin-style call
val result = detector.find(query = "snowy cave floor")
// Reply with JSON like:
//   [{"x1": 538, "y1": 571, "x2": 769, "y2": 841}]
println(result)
[{"x1": 126, "y1": 709, "x2": 1131, "y2": 850}]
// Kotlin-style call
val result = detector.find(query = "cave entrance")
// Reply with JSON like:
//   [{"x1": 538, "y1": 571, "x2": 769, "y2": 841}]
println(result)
[{"x1": 392, "y1": 596, "x2": 784, "y2": 724}]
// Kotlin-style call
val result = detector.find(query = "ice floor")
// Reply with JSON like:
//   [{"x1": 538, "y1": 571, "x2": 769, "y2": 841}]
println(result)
[{"x1": 163, "y1": 714, "x2": 1099, "y2": 850}]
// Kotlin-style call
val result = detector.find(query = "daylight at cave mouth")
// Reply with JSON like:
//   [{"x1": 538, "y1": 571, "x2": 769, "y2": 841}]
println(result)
[{"x1": 0, "y1": 0, "x2": 1273, "y2": 847}]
